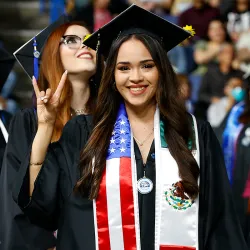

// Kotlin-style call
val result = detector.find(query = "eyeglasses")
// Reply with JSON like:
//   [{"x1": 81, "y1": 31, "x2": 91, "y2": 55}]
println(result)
[{"x1": 60, "y1": 35, "x2": 85, "y2": 50}]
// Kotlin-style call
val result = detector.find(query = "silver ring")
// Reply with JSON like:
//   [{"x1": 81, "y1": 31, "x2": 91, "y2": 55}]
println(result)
[{"x1": 40, "y1": 95, "x2": 48, "y2": 101}]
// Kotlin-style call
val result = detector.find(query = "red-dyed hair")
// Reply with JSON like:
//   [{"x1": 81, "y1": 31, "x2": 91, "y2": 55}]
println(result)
[{"x1": 38, "y1": 21, "x2": 95, "y2": 142}]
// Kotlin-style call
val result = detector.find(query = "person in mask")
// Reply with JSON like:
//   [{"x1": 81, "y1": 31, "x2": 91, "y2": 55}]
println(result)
[{"x1": 207, "y1": 76, "x2": 245, "y2": 128}]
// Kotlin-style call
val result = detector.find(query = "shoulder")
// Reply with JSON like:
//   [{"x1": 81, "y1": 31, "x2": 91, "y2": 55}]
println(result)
[
  {"x1": 192, "y1": 117, "x2": 215, "y2": 142},
  {"x1": 61, "y1": 114, "x2": 91, "y2": 134},
  {"x1": 9, "y1": 108, "x2": 37, "y2": 130},
  {"x1": 196, "y1": 118, "x2": 212, "y2": 133},
  {"x1": 12, "y1": 108, "x2": 36, "y2": 121}
]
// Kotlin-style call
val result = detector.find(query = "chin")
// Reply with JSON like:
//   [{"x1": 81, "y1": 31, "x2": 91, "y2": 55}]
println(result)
[
  {"x1": 124, "y1": 99, "x2": 148, "y2": 108},
  {"x1": 71, "y1": 66, "x2": 96, "y2": 74}
]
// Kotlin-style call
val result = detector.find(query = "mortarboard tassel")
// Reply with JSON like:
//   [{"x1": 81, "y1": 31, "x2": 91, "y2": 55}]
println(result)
[{"x1": 33, "y1": 37, "x2": 40, "y2": 80}]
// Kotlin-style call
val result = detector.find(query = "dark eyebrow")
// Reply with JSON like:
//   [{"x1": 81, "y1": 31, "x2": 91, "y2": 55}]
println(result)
[{"x1": 116, "y1": 59, "x2": 154, "y2": 66}]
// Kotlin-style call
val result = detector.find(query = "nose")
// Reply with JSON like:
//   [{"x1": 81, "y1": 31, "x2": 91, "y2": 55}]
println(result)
[{"x1": 129, "y1": 69, "x2": 144, "y2": 83}]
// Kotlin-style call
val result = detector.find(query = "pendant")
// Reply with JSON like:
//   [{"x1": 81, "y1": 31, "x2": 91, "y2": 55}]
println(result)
[{"x1": 137, "y1": 176, "x2": 153, "y2": 194}]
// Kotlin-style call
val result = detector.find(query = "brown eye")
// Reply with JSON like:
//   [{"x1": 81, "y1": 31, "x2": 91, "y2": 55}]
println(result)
[
  {"x1": 118, "y1": 66, "x2": 129, "y2": 71},
  {"x1": 142, "y1": 64, "x2": 154, "y2": 69}
]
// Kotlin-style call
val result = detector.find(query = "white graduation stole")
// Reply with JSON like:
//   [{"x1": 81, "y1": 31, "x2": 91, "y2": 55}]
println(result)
[{"x1": 93, "y1": 104, "x2": 200, "y2": 250}]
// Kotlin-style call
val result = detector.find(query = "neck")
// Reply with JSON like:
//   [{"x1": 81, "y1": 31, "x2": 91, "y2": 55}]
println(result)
[
  {"x1": 219, "y1": 63, "x2": 231, "y2": 74},
  {"x1": 125, "y1": 102, "x2": 156, "y2": 127},
  {"x1": 68, "y1": 73, "x2": 90, "y2": 112}
]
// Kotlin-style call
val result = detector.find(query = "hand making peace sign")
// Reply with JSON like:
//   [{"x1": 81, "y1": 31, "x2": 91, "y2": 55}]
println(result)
[{"x1": 32, "y1": 70, "x2": 68, "y2": 126}]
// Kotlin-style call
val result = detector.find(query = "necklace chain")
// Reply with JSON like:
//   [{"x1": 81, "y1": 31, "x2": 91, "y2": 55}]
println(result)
[
  {"x1": 133, "y1": 128, "x2": 154, "y2": 146},
  {"x1": 71, "y1": 108, "x2": 87, "y2": 116}
]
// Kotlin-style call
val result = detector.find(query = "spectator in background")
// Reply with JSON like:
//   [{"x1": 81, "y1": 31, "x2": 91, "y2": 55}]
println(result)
[
  {"x1": 72, "y1": 0, "x2": 128, "y2": 32},
  {"x1": 193, "y1": 18, "x2": 228, "y2": 76},
  {"x1": 226, "y1": 0, "x2": 250, "y2": 43},
  {"x1": 170, "y1": 0, "x2": 193, "y2": 16},
  {"x1": 207, "y1": 76, "x2": 244, "y2": 128},
  {"x1": 232, "y1": 29, "x2": 250, "y2": 76},
  {"x1": 189, "y1": 19, "x2": 228, "y2": 104},
  {"x1": 178, "y1": 0, "x2": 220, "y2": 41},
  {"x1": 196, "y1": 43, "x2": 243, "y2": 119}
]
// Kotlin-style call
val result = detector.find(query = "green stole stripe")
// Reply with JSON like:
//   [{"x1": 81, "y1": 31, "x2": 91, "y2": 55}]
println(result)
[{"x1": 160, "y1": 120, "x2": 194, "y2": 150}]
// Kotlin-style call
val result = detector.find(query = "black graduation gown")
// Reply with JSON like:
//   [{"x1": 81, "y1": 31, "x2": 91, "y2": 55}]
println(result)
[
  {"x1": 12, "y1": 115, "x2": 248, "y2": 250},
  {"x1": 232, "y1": 124, "x2": 250, "y2": 248},
  {"x1": 0, "y1": 109, "x2": 56, "y2": 250}
]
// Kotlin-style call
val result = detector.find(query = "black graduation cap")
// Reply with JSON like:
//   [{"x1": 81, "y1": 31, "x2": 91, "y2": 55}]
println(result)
[
  {"x1": 13, "y1": 15, "x2": 69, "y2": 80},
  {"x1": 83, "y1": 4, "x2": 193, "y2": 57},
  {"x1": 0, "y1": 46, "x2": 15, "y2": 90}
]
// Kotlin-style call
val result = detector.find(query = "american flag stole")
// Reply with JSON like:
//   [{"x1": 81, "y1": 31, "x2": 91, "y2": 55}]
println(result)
[{"x1": 93, "y1": 103, "x2": 200, "y2": 250}]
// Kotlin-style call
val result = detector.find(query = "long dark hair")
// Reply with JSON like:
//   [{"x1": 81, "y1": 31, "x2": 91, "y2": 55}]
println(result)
[{"x1": 74, "y1": 33, "x2": 200, "y2": 200}]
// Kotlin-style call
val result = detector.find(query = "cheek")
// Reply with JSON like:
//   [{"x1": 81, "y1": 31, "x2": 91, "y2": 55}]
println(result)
[
  {"x1": 148, "y1": 70, "x2": 159, "y2": 86},
  {"x1": 59, "y1": 47, "x2": 75, "y2": 67},
  {"x1": 114, "y1": 72, "x2": 128, "y2": 89}
]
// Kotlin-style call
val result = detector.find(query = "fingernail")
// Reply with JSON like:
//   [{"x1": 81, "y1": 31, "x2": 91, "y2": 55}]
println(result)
[
  {"x1": 65, "y1": 70, "x2": 68, "y2": 75},
  {"x1": 32, "y1": 76, "x2": 35, "y2": 81}
]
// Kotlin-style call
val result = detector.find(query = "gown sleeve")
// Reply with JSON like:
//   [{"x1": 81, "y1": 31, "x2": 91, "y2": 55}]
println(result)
[
  {"x1": 198, "y1": 121, "x2": 248, "y2": 250},
  {"x1": 0, "y1": 109, "x2": 56, "y2": 249},
  {"x1": 12, "y1": 115, "x2": 91, "y2": 231}
]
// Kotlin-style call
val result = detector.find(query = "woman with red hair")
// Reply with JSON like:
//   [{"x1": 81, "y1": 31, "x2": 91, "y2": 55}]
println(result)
[{"x1": 0, "y1": 20, "x2": 97, "y2": 250}]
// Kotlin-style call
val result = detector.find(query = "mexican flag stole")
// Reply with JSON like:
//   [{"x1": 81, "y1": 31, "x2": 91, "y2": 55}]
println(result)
[{"x1": 93, "y1": 103, "x2": 200, "y2": 250}]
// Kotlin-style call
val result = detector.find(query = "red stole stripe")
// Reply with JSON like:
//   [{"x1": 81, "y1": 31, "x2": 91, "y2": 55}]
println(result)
[
  {"x1": 160, "y1": 246, "x2": 196, "y2": 250},
  {"x1": 120, "y1": 158, "x2": 137, "y2": 250},
  {"x1": 96, "y1": 167, "x2": 111, "y2": 250}
]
